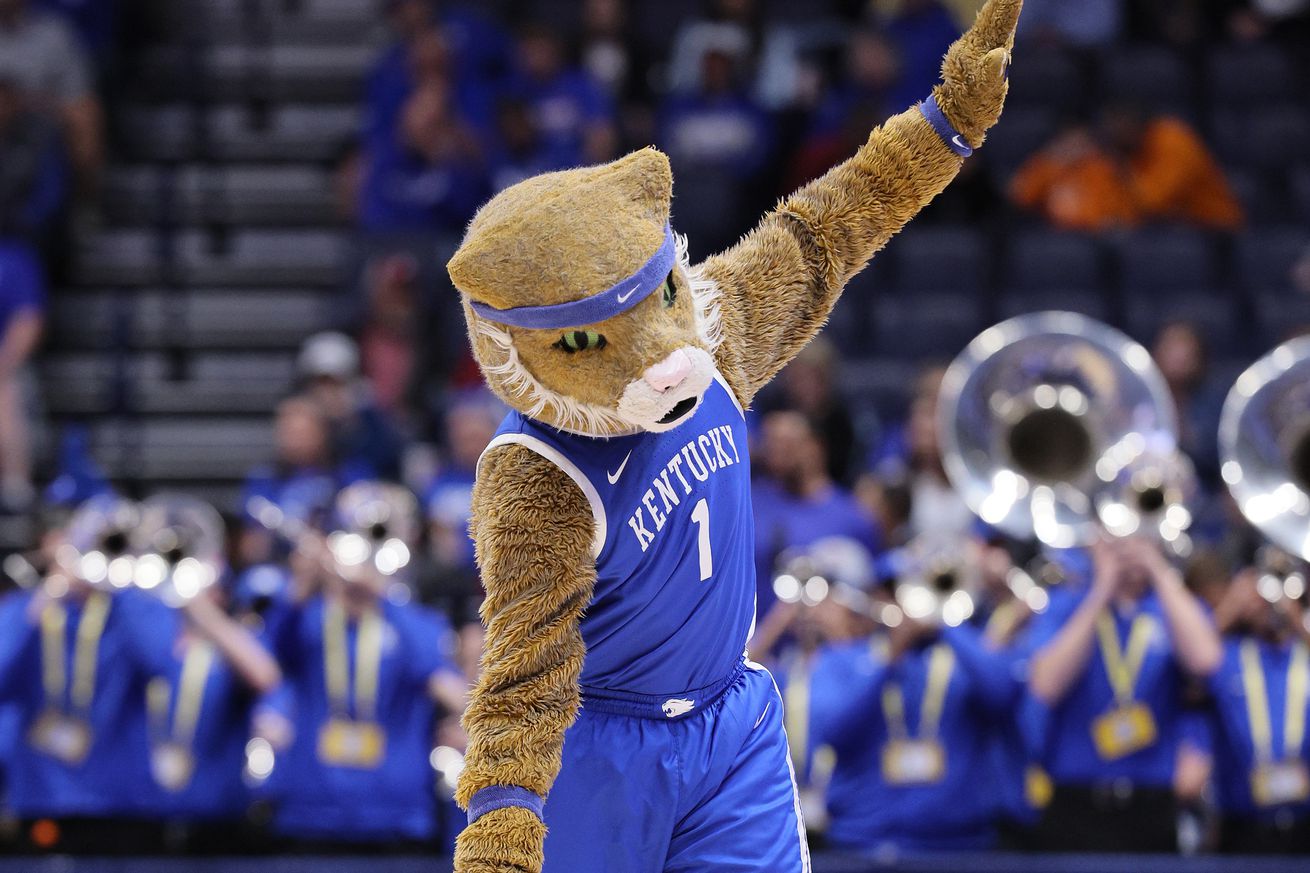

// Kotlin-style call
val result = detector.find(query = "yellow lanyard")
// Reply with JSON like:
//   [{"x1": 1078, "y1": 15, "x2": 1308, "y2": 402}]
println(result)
[
  {"x1": 40, "y1": 594, "x2": 110, "y2": 716},
  {"x1": 147, "y1": 640, "x2": 215, "y2": 747},
  {"x1": 324, "y1": 600, "x2": 383, "y2": 721},
  {"x1": 1096, "y1": 612, "x2": 1153, "y2": 704},
  {"x1": 984, "y1": 600, "x2": 1022, "y2": 648},
  {"x1": 1240, "y1": 640, "x2": 1309, "y2": 763},
  {"x1": 783, "y1": 652, "x2": 813, "y2": 772},
  {"x1": 881, "y1": 644, "x2": 955, "y2": 741}
]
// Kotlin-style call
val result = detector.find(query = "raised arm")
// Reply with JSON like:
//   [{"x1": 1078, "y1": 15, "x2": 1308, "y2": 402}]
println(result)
[
  {"x1": 700, "y1": 0, "x2": 1021, "y2": 405},
  {"x1": 454, "y1": 444, "x2": 597, "y2": 873}
]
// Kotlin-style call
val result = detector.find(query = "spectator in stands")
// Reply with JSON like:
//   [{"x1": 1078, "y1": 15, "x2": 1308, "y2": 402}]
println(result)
[
  {"x1": 363, "y1": 0, "x2": 509, "y2": 146},
  {"x1": 0, "y1": 77, "x2": 66, "y2": 249},
  {"x1": 238, "y1": 395, "x2": 361, "y2": 567},
  {"x1": 1101, "y1": 102, "x2": 1244, "y2": 232},
  {"x1": 875, "y1": 0, "x2": 962, "y2": 105},
  {"x1": 357, "y1": 254, "x2": 421, "y2": 422},
  {"x1": 358, "y1": 78, "x2": 489, "y2": 235},
  {"x1": 863, "y1": 366, "x2": 975, "y2": 546},
  {"x1": 0, "y1": 0, "x2": 101, "y2": 187},
  {"x1": 1008, "y1": 122, "x2": 1138, "y2": 232},
  {"x1": 260, "y1": 500, "x2": 468, "y2": 849},
  {"x1": 1026, "y1": 536, "x2": 1222, "y2": 852},
  {"x1": 805, "y1": 27, "x2": 902, "y2": 141},
  {"x1": 297, "y1": 332, "x2": 405, "y2": 482},
  {"x1": 0, "y1": 241, "x2": 45, "y2": 512},
  {"x1": 579, "y1": 0, "x2": 652, "y2": 107},
  {"x1": 502, "y1": 22, "x2": 616, "y2": 169},
  {"x1": 420, "y1": 391, "x2": 501, "y2": 615},
  {"x1": 805, "y1": 574, "x2": 1023, "y2": 852},
  {"x1": 1016, "y1": 0, "x2": 1124, "y2": 48},
  {"x1": 1187, "y1": 567, "x2": 1310, "y2": 854},
  {"x1": 1011, "y1": 105, "x2": 1244, "y2": 232},
  {"x1": 752, "y1": 410, "x2": 880, "y2": 620},
  {"x1": 1152, "y1": 321, "x2": 1224, "y2": 486},
  {"x1": 658, "y1": 41, "x2": 773, "y2": 181},
  {"x1": 762, "y1": 338, "x2": 858, "y2": 486}
]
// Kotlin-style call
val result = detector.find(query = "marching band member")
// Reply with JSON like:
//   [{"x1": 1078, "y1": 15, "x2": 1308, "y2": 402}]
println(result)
[
  {"x1": 1188, "y1": 568, "x2": 1310, "y2": 853},
  {"x1": 1027, "y1": 536, "x2": 1222, "y2": 851},
  {"x1": 0, "y1": 497, "x2": 175, "y2": 853},
  {"x1": 262, "y1": 483, "x2": 467, "y2": 849}
]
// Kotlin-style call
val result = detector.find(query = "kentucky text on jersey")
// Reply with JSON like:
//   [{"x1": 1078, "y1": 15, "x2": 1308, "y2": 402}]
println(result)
[{"x1": 627, "y1": 425, "x2": 741, "y2": 552}]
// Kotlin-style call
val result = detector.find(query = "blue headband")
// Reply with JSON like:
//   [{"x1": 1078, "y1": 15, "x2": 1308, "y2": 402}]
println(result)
[{"x1": 469, "y1": 224, "x2": 677, "y2": 329}]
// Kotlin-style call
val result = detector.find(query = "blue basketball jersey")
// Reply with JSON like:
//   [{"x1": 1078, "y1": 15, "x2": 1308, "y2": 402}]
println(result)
[{"x1": 483, "y1": 374, "x2": 755, "y2": 696}]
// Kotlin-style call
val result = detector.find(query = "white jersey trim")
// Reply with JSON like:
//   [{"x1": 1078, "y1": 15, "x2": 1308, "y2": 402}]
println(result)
[
  {"x1": 479, "y1": 433, "x2": 607, "y2": 559},
  {"x1": 713, "y1": 370, "x2": 746, "y2": 419}
]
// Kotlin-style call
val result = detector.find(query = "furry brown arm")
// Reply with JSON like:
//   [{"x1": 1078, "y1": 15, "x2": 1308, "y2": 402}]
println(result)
[
  {"x1": 700, "y1": 0, "x2": 1021, "y2": 406},
  {"x1": 453, "y1": 444, "x2": 597, "y2": 873}
]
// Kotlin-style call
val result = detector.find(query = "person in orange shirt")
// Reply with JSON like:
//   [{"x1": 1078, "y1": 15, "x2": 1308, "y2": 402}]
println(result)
[
  {"x1": 1011, "y1": 103, "x2": 1245, "y2": 232},
  {"x1": 1009, "y1": 124, "x2": 1138, "y2": 231},
  {"x1": 1102, "y1": 103, "x2": 1245, "y2": 231}
]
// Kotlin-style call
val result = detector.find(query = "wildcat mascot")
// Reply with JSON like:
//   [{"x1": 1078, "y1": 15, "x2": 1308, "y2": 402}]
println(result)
[{"x1": 448, "y1": 1, "x2": 1022, "y2": 870}]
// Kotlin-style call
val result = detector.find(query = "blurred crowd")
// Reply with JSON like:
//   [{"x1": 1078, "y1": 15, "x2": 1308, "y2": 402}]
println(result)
[{"x1": 2, "y1": 0, "x2": 1310, "y2": 861}]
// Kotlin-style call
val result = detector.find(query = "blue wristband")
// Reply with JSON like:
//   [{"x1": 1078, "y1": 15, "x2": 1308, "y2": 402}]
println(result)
[
  {"x1": 920, "y1": 95, "x2": 974, "y2": 158},
  {"x1": 467, "y1": 785, "x2": 545, "y2": 826}
]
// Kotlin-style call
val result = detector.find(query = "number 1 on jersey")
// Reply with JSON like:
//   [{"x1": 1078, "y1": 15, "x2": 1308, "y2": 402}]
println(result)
[{"x1": 691, "y1": 497, "x2": 712, "y2": 581}]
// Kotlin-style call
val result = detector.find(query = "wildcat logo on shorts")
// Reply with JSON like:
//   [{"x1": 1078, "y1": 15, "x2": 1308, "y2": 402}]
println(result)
[{"x1": 662, "y1": 698, "x2": 695, "y2": 718}]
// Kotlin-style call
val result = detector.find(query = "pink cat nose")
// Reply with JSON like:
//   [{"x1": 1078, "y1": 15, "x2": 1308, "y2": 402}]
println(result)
[{"x1": 643, "y1": 350, "x2": 693, "y2": 393}]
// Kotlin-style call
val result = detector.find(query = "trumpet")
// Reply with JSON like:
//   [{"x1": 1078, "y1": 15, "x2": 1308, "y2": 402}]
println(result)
[
  {"x1": 327, "y1": 481, "x2": 419, "y2": 582},
  {"x1": 49, "y1": 495, "x2": 142, "y2": 593},
  {"x1": 889, "y1": 534, "x2": 1051, "y2": 627},
  {"x1": 771, "y1": 536, "x2": 906, "y2": 628},
  {"x1": 131, "y1": 494, "x2": 226, "y2": 606},
  {"x1": 1220, "y1": 335, "x2": 1310, "y2": 604},
  {"x1": 937, "y1": 312, "x2": 1190, "y2": 549}
]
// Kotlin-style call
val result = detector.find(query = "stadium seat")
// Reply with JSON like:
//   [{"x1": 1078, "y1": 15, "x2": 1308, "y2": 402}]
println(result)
[
  {"x1": 1211, "y1": 106, "x2": 1310, "y2": 172},
  {"x1": 1002, "y1": 230, "x2": 1104, "y2": 294},
  {"x1": 1113, "y1": 230, "x2": 1217, "y2": 294},
  {"x1": 176, "y1": 229, "x2": 348, "y2": 286},
  {"x1": 1233, "y1": 227, "x2": 1310, "y2": 295},
  {"x1": 1254, "y1": 292, "x2": 1310, "y2": 348},
  {"x1": 840, "y1": 357, "x2": 925, "y2": 424},
  {"x1": 117, "y1": 104, "x2": 360, "y2": 162},
  {"x1": 888, "y1": 226, "x2": 989, "y2": 295},
  {"x1": 1100, "y1": 48, "x2": 1194, "y2": 115},
  {"x1": 870, "y1": 292, "x2": 984, "y2": 360},
  {"x1": 1005, "y1": 45, "x2": 1085, "y2": 112},
  {"x1": 1206, "y1": 45, "x2": 1298, "y2": 107},
  {"x1": 1123, "y1": 291, "x2": 1239, "y2": 355},
  {"x1": 104, "y1": 165, "x2": 336, "y2": 226},
  {"x1": 996, "y1": 288, "x2": 1110, "y2": 323},
  {"x1": 981, "y1": 107, "x2": 1060, "y2": 182}
]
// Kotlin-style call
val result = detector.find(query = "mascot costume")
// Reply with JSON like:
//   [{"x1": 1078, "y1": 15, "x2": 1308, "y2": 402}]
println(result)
[{"x1": 448, "y1": 1, "x2": 1022, "y2": 869}]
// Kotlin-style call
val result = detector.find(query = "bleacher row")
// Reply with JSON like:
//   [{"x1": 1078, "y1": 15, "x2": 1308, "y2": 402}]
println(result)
[{"x1": 38, "y1": 0, "x2": 1310, "y2": 525}]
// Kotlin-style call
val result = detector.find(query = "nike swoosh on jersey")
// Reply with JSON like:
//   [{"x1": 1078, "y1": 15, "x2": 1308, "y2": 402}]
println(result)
[{"x1": 607, "y1": 451, "x2": 633, "y2": 484}]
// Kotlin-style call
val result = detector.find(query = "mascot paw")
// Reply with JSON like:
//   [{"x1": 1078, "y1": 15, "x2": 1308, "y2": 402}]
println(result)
[
  {"x1": 453, "y1": 805, "x2": 548, "y2": 873},
  {"x1": 935, "y1": 0, "x2": 1023, "y2": 147}
]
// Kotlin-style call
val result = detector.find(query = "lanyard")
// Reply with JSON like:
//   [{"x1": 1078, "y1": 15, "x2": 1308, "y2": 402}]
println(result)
[
  {"x1": 783, "y1": 651, "x2": 813, "y2": 772},
  {"x1": 1096, "y1": 613, "x2": 1153, "y2": 704},
  {"x1": 323, "y1": 600, "x2": 383, "y2": 721},
  {"x1": 882, "y1": 644, "x2": 954, "y2": 741},
  {"x1": 40, "y1": 593, "x2": 111, "y2": 716},
  {"x1": 1240, "y1": 639, "x2": 1309, "y2": 763},
  {"x1": 147, "y1": 640, "x2": 215, "y2": 747},
  {"x1": 985, "y1": 600, "x2": 1023, "y2": 647}
]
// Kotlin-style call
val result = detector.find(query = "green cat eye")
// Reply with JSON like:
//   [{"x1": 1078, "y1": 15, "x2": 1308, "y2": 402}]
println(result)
[
  {"x1": 662, "y1": 272, "x2": 677, "y2": 308},
  {"x1": 555, "y1": 330, "x2": 607, "y2": 353}
]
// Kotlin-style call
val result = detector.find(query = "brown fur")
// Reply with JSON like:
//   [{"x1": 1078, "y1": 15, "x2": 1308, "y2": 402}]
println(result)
[{"x1": 451, "y1": 3, "x2": 1021, "y2": 871}]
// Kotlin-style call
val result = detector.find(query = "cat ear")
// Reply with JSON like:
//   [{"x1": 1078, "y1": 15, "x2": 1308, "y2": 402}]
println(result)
[{"x1": 606, "y1": 147, "x2": 673, "y2": 225}]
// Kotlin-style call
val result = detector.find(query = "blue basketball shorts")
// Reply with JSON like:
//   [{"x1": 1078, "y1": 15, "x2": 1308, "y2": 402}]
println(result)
[{"x1": 541, "y1": 661, "x2": 810, "y2": 872}]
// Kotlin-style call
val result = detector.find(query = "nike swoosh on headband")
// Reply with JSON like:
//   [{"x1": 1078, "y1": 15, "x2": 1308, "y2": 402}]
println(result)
[{"x1": 469, "y1": 224, "x2": 677, "y2": 330}]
